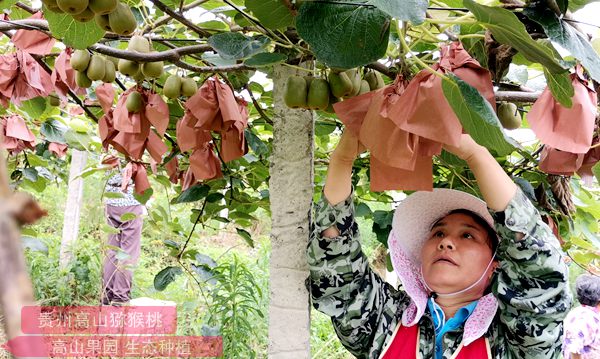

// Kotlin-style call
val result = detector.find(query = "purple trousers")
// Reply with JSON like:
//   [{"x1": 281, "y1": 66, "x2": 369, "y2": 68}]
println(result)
[{"x1": 101, "y1": 204, "x2": 143, "y2": 305}]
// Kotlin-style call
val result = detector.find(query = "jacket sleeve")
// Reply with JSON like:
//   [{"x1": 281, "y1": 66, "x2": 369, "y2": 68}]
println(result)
[
  {"x1": 492, "y1": 188, "x2": 572, "y2": 358},
  {"x1": 307, "y1": 192, "x2": 408, "y2": 358}
]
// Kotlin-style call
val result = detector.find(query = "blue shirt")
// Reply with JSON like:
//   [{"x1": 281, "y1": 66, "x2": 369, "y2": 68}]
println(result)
[{"x1": 427, "y1": 298, "x2": 478, "y2": 359}]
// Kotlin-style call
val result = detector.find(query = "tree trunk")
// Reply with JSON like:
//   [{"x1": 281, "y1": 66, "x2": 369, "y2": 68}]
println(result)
[
  {"x1": 268, "y1": 64, "x2": 314, "y2": 358},
  {"x1": 59, "y1": 149, "x2": 87, "y2": 269}
]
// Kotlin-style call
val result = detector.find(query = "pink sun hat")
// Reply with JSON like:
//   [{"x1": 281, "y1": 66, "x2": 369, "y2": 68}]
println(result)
[{"x1": 387, "y1": 188, "x2": 499, "y2": 342}]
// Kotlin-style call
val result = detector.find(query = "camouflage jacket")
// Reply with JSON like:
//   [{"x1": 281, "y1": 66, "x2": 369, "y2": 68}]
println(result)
[{"x1": 308, "y1": 188, "x2": 571, "y2": 359}]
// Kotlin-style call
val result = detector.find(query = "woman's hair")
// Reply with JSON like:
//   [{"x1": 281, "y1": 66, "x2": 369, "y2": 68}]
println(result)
[
  {"x1": 576, "y1": 274, "x2": 600, "y2": 306},
  {"x1": 442, "y1": 208, "x2": 499, "y2": 254}
]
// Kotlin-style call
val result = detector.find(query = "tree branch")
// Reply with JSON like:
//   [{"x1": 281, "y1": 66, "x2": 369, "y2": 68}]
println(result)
[
  {"x1": 366, "y1": 62, "x2": 397, "y2": 79},
  {"x1": 90, "y1": 43, "x2": 212, "y2": 62},
  {"x1": 173, "y1": 60, "x2": 252, "y2": 73},
  {"x1": 494, "y1": 90, "x2": 541, "y2": 103},
  {"x1": 147, "y1": 0, "x2": 212, "y2": 37}
]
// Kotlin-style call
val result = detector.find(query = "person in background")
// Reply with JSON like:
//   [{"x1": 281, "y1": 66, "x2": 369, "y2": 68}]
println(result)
[
  {"x1": 308, "y1": 130, "x2": 571, "y2": 358},
  {"x1": 100, "y1": 155, "x2": 144, "y2": 306},
  {"x1": 563, "y1": 274, "x2": 600, "y2": 359}
]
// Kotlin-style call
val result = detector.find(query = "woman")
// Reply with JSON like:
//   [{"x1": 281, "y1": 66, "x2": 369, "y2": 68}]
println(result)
[
  {"x1": 563, "y1": 274, "x2": 600, "y2": 359},
  {"x1": 308, "y1": 131, "x2": 571, "y2": 358}
]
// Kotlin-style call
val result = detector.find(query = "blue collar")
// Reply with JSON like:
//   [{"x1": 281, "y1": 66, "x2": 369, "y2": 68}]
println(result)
[{"x1": 427, "y1": 297, "x2": 478, "y2": 359}]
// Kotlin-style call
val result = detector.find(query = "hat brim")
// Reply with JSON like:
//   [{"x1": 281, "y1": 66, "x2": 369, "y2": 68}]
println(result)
[{"x1": 389, "y1": 188, "x2": 494, "y2": 269}]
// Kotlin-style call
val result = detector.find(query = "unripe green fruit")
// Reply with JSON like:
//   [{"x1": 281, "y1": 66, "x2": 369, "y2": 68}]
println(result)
[
  {"x1": 48, "y1": 94, "x2": 60, "y2": 106},
  {"x1": 42, "y1": 0, "x2": 63, "y2": 12},
  {"x1": 128, "y1": 35, "x2": 150, "y2": 53},
  {"x1": 103, "y1": 60, "x2": 116, "y2": 83},
  {"x1": 181, "y1": 78, "x2": 198, "y2": 97},
  {"x1": 86, "y1": 54, "x2": 106, "y2": 81},
  {"x1": 88, "y1": 0, "x2": 117, "y2": 15},
  {"x1": 328, "y1": 72, "x2": 353, "y2": 98},
  {"x1": 108, "y1": 2, "x2": 137, "y2": 36},
  {"x1": 126, "y1": 91, "x2": 143, "y2": 113},
  {"x1": 73, "y1": 7, "x2": 95, "y2": 22},
  {"x1": 57, "y1": 0, "x2": 88, "y2": 14},
  {"x1": 75, "y1": 70, "x2": 92, "y2": 88},
  {"x1": 163, "y1": 75, "x2": 182, "y2": 99},
  {"x1": 307, "y1": 78, "x2": 329, "y2": 111},
  {"x1": 365, "y1": 71, "x2": 385, "y2": 90},
  {"x1": 70, "y1": 50, "x2": 91, "y2": 72},
  {"x1": 358, "y1": 80, "x2": 370, "y2": 95},
  {"x1": 141, "y1": 61, "x2": 164, "y2": 78},
  {"x1": 118, "y1": 59, "x2": 140, "y2": 77},
  {"x1": 343, "y1": 68, "x2": 362, "y2": 97},
  {"x1": 283, "y1": 75, "x2": 307, "y2": 109},
  {"x1": 94, "y1": 14, "x2": 112, "y2": 31},
  {"x1": 497, "y1": 102, "x2": 521, "y2": 130}
]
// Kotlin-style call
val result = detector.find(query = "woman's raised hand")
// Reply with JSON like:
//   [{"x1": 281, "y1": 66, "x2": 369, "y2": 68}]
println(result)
[{"x1": 323, "y1": 130, "x2": 365, "y2": 207}]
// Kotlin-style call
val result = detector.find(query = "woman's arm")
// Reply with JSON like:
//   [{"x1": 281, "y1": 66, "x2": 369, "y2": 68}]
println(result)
[
  {"x1": 308, "y1": 131, "x2": 407, "y2": 358},
  {"x1": 446, "y1": 134, "x2": 571, "y2": 358},
  {"x1": 443, "y1": 134, "x2": 517, "y2": 212}
]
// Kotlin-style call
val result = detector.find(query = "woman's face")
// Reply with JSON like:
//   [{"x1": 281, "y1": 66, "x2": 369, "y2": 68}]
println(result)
[{"x1": 420, "y1": 213, "x2": 496, "y2": 295}]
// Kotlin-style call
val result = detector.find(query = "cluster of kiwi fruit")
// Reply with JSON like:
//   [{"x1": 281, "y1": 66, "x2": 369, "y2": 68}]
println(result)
[
  {"x1": 70, "y1": 49, "x2": 117, "y2": 88},
  {"x1": 117, "y1": 35, "x2": 164, "y2": 82},
  {"x1": 162, "y1": 75, "x2": 198, "y2": 99},
  {"x1": 42, "y1": 0, "x2": 137, "y2": 35},
  {"x1": 284, "y1": 68, "x2": 385, "y2": 112},
  {"x1": 497, "y1": 102, "x2": 522, "y2": 130}
]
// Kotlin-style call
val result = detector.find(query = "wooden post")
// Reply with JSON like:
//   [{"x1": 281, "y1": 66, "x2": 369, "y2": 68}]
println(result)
[
  {"x1": 268, "y1": 64, "x2": 314, "y2": 358},
  {"x1": 59, "y1": 149, "x2": 88, "y2": 269}
]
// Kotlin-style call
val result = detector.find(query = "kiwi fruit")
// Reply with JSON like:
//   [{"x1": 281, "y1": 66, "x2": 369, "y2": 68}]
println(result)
[
  {"x1": 73, "y1": 7, "x2": 95, "y2": 22},
  {"x1": 343, "y1": 68, "x2": 362, "y2": 97},
  {"x1": 42, "y1": 0, "x2": 63, "y2": 12},
  {"x1": 103, "y1": 60, "x2": 116, "y2": 83},
  {"x1": 328, "y1": 72, "x2": 353, "y2": 98},
  {"x1": 141, "y1": 60, "x2": 164, "y2": 78},
  {"x1": 365, "y1": 71, "x2": 385, "y2": 91},
  {"x1": 181, "y1": 78, "x2": 198, "y2": 97},
  {"x1": 307, "y1": 78, "x2": 329, "y2": 111},
  {"x1": 163, "y1": 75, "x2": 182, "y2": 99},
  {"x1": 118, "y1": 59, "x2": 140, "y2": 77},
  {"x1": 283, "y1": 75, "x2": 307, "y2": 109},
  {"x1": 70, "y1": 50, "x2": 91, "y2": 72},
  {"x1": 126, "y1": 91, "x2": 143, "y2": 113},
  {"x1": 497, "y1": 102, "x2": 521, "y2": 130},
  {"x1": 132, "y1": 70, "x2": 145, "y2": 82},
  {"x1": 94, "y1": 14, "x2": 112, "y2": 31},
  {"x1": 128, "y1": 35, "x2": 150, "y2": 53},
  {"x1": 108, "y1": 2, "x2": 137, "y2": 36},
  {"x1": 75, "y1": 71, "x2": 92, "y2": 88},
  {"x1": 358, "y1": 80, "x2": 370, "y2": 95},
  {"x1": 86, "y1": 54, "x2": 106, "y2": 81},
  {"x1": 48, "y1": 93, "x2": 60, "y2": 106},
  {"x1": 88, "y1": 0, "x2": 117, "y2": 15},
  {"x1": 57, "y1": 0, "x2": 88, "y2": 14}
]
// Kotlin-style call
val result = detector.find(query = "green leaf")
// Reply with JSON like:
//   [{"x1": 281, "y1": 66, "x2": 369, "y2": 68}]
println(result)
[
  {"x1": 355, "y1": 202, "x2": 372, "y2": 217},
  {"x1": 0, "y1": 0, "x2": 17, "y2": 11},
  {"x1": 40, "y1": 118, "x2": 68, "y2": 144},
  {"x1": 366, "y1": 0, "x2": 427, "y2": 24},
  {"x1": 44, "y1": 8, "x2": 105, "y2": 49},
  {"x1": 22, "y1": 167, "x2": 38, "y2": 182},
  {"x1": 173, "y1": 184, "x2": 210, "y2": 204},
  {"x1": 523, "y1": 4, "x2": 600, "y2": 83},
  {"x1": 568, "y1": 0, "x2": 598, "y2": 11},
  {"x1": 592, "y1": 161, "x2": 600, "y2": 184},
  {"x1": 120, "y1": 212, "x2": 137, "y2": 221},
  {"x1": 195, "y1": 253, "x2": 217, "y2": 269},
  {"x1": 207, "y1": 33, "x2": 270, "y2": 60},
  {"x1": 543, "y1": 67, "x2": 574, "y2": 108},
  {"x1": 236, "y1": 228, "x2": 254, "y2": 248},
  {"x1": 556, "y1": 0, "x2": 568, "y2": 13},
  {"x1": 463, "y1": 0, "x2": 565, "y2": 74},
  {"x1": 296, "y1": 1, "x2": 391, "y2": 69},
  {"x1": 20, "y1": 97, "x2": 47, "y2": 119},
  {"x1": 154, "y1": 266, "x2": 182, "y2": 291},
  {"x1": 245, "y1": 129, "x2": 269, "y2": 156},
  {"x1": 206, "y1": 192, "x2": 224, "y2": 203},
  {"x1": 244, "y1": 52, "x2": 288, "y2": 67},
  {"x1": 133, "y1": 187, "x2": 153, "y2": 205},
  {"x1": 245, "y1": 0, "x2": 294, "y2": 29},
  {"x1": 21, "y1": 236, "x2": 48, "y2": 254},
  {"x1": 441, "y1": 74, "x2": 516, "y2": 157},
  {"x1": 372, "y1": 210, "x2": 393, "y2": 246},
  {"x1": 104, "y1": 192, "x2": 125, "y2": 199}
]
